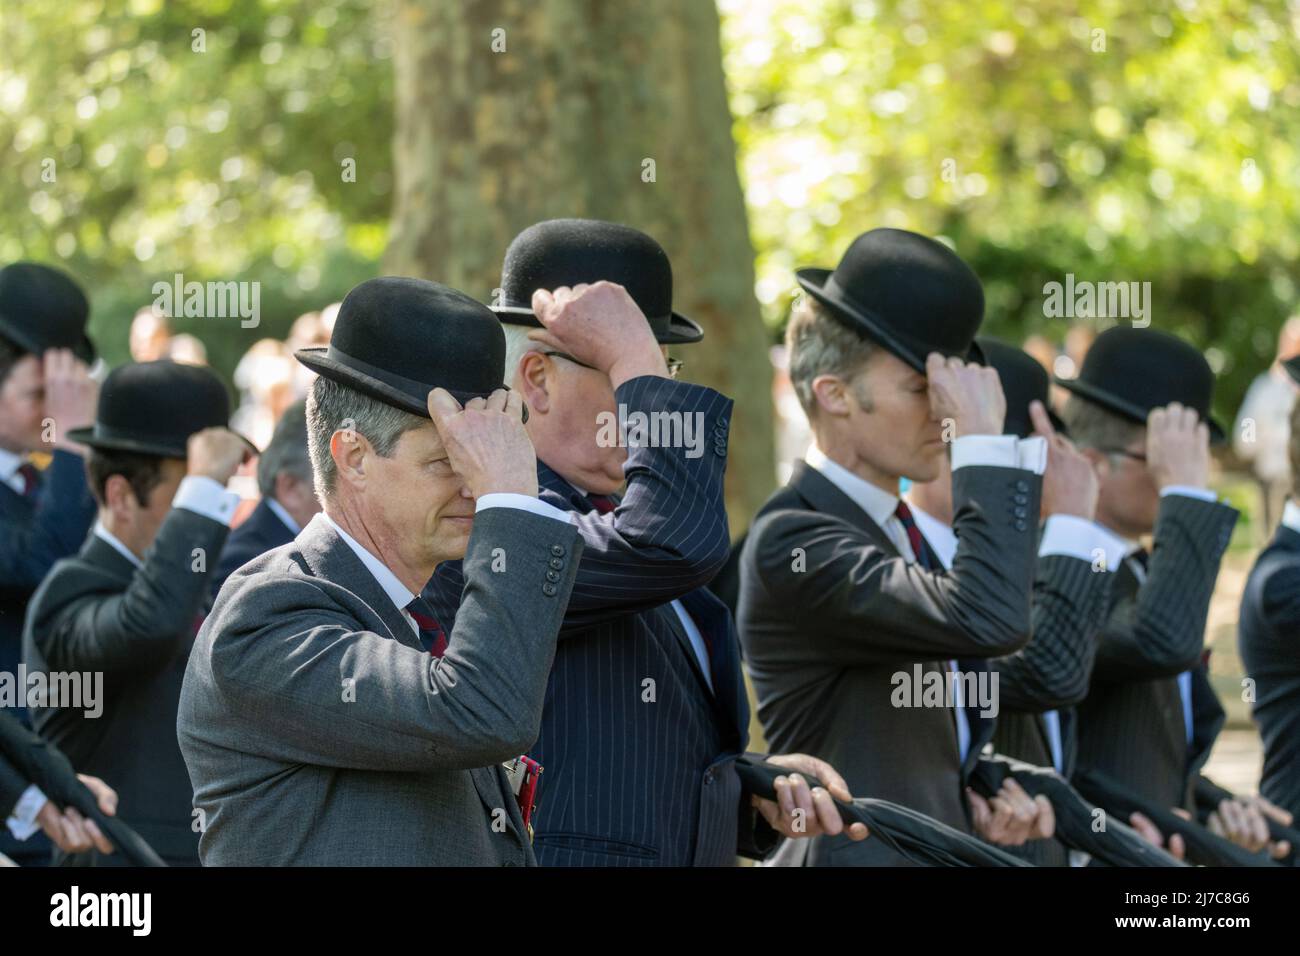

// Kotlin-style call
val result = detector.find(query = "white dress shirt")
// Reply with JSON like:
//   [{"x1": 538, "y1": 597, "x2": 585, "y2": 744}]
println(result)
[
  {"x1": 0, "y1": 447, "x2": 30, "y2": 495},
  {"x1": 1283, "y1": 499, "x2": 1300, "y2": 535},
  {"x1": 805, "y1": 436, "x2": 1046, "y2": 762}
]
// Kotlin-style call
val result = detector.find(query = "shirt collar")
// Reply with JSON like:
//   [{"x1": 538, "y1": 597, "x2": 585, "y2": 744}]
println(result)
[
  {"x1": 805, "y1": 444, "x2": 899, "y2": 528},
  {"x1": 93, "y1": 521, "x2": 144, "y2": 570},
  {"x1": 904, "y1": 501, "x2": 958, "y2": 570},
  {"x1": 265, "y1": 497, "x2": 301, "y2": 535},
  {"x1": 1283, "y1": 500, "x2": 1300, "y2": 536},
  {"x1": 0, "y1": 447, "x2": 25, "y2": 486},
  {"x1": 322, "y1": 512, "x2": 415, "y2": 614}
]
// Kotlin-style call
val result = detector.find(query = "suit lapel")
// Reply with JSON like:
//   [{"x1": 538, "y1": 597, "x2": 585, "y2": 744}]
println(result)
[
  {"x1": 789, "y1": 461, "x2": 900, "y2": 557},
  {"x1": 295, "y1": 515, "x2": 421, "y2": 650}
]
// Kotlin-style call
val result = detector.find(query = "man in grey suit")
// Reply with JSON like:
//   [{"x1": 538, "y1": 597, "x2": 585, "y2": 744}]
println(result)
[
  {"x1": 179, "y1": 277, "x2": 584, "y2": 866},
  {"x1": 740, "y1": 230, "x2": 1056, "y2": 866}
]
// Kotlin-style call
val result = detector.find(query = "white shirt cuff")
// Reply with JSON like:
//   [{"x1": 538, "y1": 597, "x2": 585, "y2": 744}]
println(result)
[
  {"x1": 950, "y1": 434, "x2": 1047, "y2": 475},
  {"x1": 1039, "y1": 514, "x2": 1128, "y2": 571},
  {"x1": 173, "y1": 475, "x2": 241, "y2": 526},
  {"x1": 6, "y1": 784, "x2": 48, "y2": 841},
  {"x1": 1160, "y1": 485, "x2": 1217, "y2": 503},
  {"x1": 476, "y1": 493, "x2": 574, "y2": 525}
]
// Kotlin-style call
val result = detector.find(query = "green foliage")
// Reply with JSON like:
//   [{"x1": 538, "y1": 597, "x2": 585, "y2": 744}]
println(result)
[
  {"x1": 721, "y1": 0, "x2": 1300, "y2": 422},
  {"x1": 4, "y1": 0, "x2": 1297, "y2": 423}
]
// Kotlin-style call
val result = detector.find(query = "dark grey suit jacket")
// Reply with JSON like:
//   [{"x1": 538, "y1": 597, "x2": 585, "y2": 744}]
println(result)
[
  {"x1": 23, "y1": 507, "x2": 231, "y2": 865},
  {"x1": 739, "y1": 460, "x2": 1041, "y2": 865},
  {"x1": 1073, "y1": 494, "x2": 1237, "y2": 812},
  {"x1": 1239, "y1": 523, "x2": 1300, "y2": 818},
  {"x1": 178, "y1": 507, "x2": 582, "y2": 866}
]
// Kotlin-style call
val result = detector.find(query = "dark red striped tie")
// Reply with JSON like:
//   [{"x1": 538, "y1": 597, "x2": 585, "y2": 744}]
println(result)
[
  {"x1": 893, "y1": 500, "x2": 935, "y2": 570},
  {"x1": 17, "y1": 462, "x2": 40, "y2": 502},
  {"x1": 404, "y1": 597, "x2": 448, "y2": 657},
  {"x1": 588, "y1": 494, "x2": 616, "y2": 514}
]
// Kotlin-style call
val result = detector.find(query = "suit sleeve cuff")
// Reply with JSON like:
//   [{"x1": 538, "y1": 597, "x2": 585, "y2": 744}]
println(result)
[
  {"x1": 6, "y1": 784, "x2": 47, "y2": 840},
  {"x1": 951, "y1": 435, "x2": 1047, "y2": 475},
  {"x1": 1160, "y1": 485, "x2": 1218, "y2": 503},
  {"x1": 1039, "y1": 514, "x2": 1128, "y2": 570},
  {"x1": 173, "y1": 475, "x2": 241, "y2": 526},
  {"x1": 476, "y1": 493, "x2": 574, "y2": 525}
]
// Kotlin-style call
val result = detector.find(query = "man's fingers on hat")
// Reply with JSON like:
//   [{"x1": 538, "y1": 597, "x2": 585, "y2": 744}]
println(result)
[
  {"x1": 504, "y1": 388, "x2": 525, "y2": 420},
  {"x1": 464, "y1": 396, "x2": 487, "y2": 411},
  {"x1": 531, "y1": 288, "x2": 555, "y2": 317},
  {"x1": 426, "y1": 387, "x2": 463, "y2": 422},
  {"x1": 482, "y1": 389, "x2": 508, "y2": 413},
  {"x1": 1029, "y1": 400, "x2": 1055, "y2": 439}
]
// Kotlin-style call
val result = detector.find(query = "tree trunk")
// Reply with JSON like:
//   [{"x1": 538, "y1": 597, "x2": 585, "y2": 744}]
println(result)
[{"x1": 387, "y1": 0, "x2": 774, "y2": 532}]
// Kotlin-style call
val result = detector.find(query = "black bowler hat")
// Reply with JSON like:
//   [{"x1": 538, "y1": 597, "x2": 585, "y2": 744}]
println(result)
[
  {"x1": 977, "y1": 337, "x2": 1066, "y2": 439},
  {"x1": 797, "y1": 228, "x2": 985, "y2": 372},
  {"x1": 1055, "y1": 326, "x2": 1226, "y2": 442},
  {"x1": 297, "y1": 276, "x2": 516, "y2": 418},
  {"x1": 69, "y1": 361, "x2": 254, "y2": 458},
  {"x1": 492, "y1": 219, "x2": 704, "y2": 345},
  {"x1": 0, "y1": 262, "x2": 95, "y2": 363}
]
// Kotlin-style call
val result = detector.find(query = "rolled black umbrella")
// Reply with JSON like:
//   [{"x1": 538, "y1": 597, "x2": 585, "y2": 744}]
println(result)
[
  {"x1": 1194, "y1": 774, "x2": 1298, "y2": 866},
  {"x1": 0, "y1": 712, "x2": 166, "y2": 867},
  {"x1": 1073, "y1": 767, "x2": 1276, "y2": 868},
  {"x1": 735, "y1": 755, "x2": 1032, "y2": 867},
  {"x1": 970, "y1": 756, "x2": 1185, "y2": 867}
]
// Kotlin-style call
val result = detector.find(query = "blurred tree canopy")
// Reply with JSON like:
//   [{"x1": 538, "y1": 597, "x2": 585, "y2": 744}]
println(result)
[
  {"x1": 722, "y1": 0, "x2": 1300, "y2": 424},
  {"x1": 3, "y1": 0, "x2": 1298, "y2": 426}
]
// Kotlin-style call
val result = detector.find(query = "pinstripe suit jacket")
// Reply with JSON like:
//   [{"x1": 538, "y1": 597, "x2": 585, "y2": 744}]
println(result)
[
  {"x1": 738, "y1": 461, "x2": 1040, "y2": 866},
  {"x1": 425, "y1": 376, "x2": 766, "y2": 866},
  {"x1": 1239, "y1": 523, "x2": 1300, "y2": 818},
  {"x1": 1073, "y1": 494, "x2": 1237, "y2": 812}
]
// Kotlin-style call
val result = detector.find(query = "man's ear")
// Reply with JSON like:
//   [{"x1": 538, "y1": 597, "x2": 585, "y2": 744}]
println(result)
[
  {"x1": 103, "y1": 474, "x2": 136, "y2": 522},
  {"x1": 810, "y1": 374, "x2": 853, "y2": 418},
  {"x1": 516, "y1": 351, "x2": 551, "y2": 415},
  {"x1": 330, "y1": 428, "x2": 372, "y2": 489}
]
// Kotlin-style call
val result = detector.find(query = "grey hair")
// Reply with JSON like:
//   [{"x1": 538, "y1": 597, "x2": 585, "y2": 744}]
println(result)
[
  {"x1": 257, "y1": 400, "x2": 313, "y2": 498},
  {"x1": 785, "y1": 295, "x2": 877, "y2": 419},
  {"x1": 305, "y1": 376, "x2": 425, "y2": 499},
  {"x1": 501, "y1": 324, "x2": 541, "y2": 389},
  {"x1": 1059, "y1": 394, "x2": 1145, "y2": 451}
]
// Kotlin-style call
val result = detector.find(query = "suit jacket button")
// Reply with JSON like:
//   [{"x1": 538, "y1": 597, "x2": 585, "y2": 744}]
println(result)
[
  {"x1": 1015, "y1": 480, "x2": 1029, "y2": 493},
  {"x1": 1014, "y1": 494, "x2": 1027, "y2": 505},
  {"x1": 1013, "y1": 506, "x2": 1027, "y2": 518},
  {"x1": 545, "y1": 570, "x2": 560, "y2": 582},
  {"x1": 704, "y1": 768, "x2": 716, "y2": 785},
  {"x1": 549, "y1": 557, "x2": 564, "y2": 570},
  {"x1": 542, "y1": 583, "x2": 558, "y2": 597},
  {"x1": 1014, "y1": 519, "x2": 1027, "y2": 531},
  {"x1": 550, "y1": 544, "x2": 565, "y2": 557}
]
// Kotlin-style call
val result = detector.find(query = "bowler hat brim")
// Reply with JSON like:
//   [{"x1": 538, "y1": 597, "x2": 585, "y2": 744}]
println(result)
[
  {"x1": 493, "y1": 304, "x2": 705, "y2": 345},
  {"x1": 296, "y1": 346, "x2": 526, "y2": 422},
  {"x1": 1054, "y1": 375, "x2": 1226, "y2": 444},
  {"x1": 796, "y1": 268, "x2": 982, "y2": 371},
  {"x1": 0, "y1": 316, "x2": 95, "y2": 365},
  {"x1": 67, "y1": 427, "x2": 258, "y2": 459}
]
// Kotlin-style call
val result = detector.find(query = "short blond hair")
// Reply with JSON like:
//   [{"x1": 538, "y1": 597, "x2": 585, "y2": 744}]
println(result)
[{"x1": 784, "y1": 296, "x2": 876, "y2": 419}]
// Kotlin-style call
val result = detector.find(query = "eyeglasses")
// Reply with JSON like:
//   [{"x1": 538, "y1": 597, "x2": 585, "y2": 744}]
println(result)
[{"x1": 542, "y1": 351, "x2": 683, "y2": 380}]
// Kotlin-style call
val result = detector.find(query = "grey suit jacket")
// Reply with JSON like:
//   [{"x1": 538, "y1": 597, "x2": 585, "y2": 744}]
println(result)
[
  {"x1": 178, "y1": 506, "x2": 582, "y2": 866},
  {"x1": 739, "y1": 461, "x2": 1040, "y2": 866}
]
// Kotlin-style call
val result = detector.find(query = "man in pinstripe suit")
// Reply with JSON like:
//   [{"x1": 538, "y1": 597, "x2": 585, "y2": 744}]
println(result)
[
  {"x1": 906, "y1": 338, "x2": 1124, "y2": 865},
  {"x1": 426, "y1": 219, "x2": 866, "y2": 865},
  {"x1": 1056, "y1": 328, "x2": 1242, "y2": 854}
]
